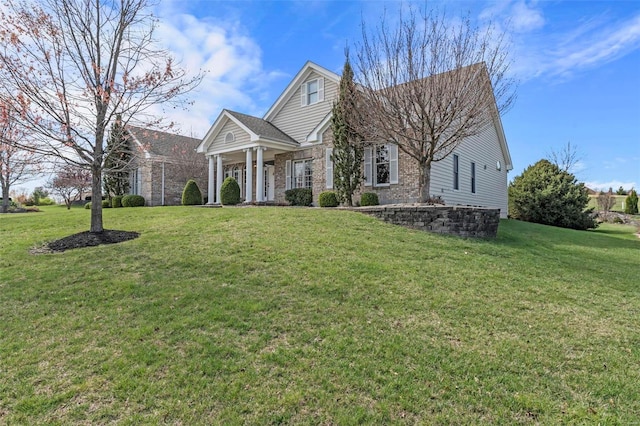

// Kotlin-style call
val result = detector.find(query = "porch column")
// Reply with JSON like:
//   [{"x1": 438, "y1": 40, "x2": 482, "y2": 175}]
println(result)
[
  {"x1": 244, "y1": 148, "x2": 253, "y2": 203},
  {"x1": 216, "y1": 154, "x2": 223, "y2": 204},
  {"x1": 207, "y1": 155, "x2": 215, "y2": 204},
  {"x1": 255, "y1": 147, "x2": 264, "y2": 202}
]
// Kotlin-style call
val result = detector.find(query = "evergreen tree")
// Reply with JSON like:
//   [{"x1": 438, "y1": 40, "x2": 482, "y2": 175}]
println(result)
[
  {"x1": 331, "y1": 51, "x2": 364, "y2": 207},
  {"x1": 625, "y1": 189, "x2": 638, "y2": 215},
  {"x1": 103, "y1": 114, "x2": 132, "y2": 198},
  {"x1": 509, "y1": 159, "x2": 596, "y2": 230}
]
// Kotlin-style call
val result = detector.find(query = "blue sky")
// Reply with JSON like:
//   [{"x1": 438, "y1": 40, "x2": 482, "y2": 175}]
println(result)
[
  {"x1": 10, "y1": 1, "x2": 637, "y2": 194},
  {"x1": 149, "y1": 0, "x2": 639, "y2": 192}
]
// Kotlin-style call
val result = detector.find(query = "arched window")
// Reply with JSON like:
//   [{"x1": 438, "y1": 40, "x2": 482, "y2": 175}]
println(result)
[{"x1": 225, "y1": 132, "x2": 235, "y2": 144}]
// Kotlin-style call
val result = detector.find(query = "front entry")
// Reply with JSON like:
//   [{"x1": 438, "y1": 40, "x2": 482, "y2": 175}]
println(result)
[{"x1": 264, "y1": 165, "x2": 275, "y2": 201}]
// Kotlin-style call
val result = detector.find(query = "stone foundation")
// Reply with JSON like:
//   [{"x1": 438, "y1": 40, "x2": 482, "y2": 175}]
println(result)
[{"x1": 356, "y1": 205, "x2": 500, "y2": 238}]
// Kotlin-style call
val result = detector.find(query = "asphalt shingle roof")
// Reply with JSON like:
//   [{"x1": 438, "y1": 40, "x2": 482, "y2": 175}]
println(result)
[{"x1": 126, "y1": 126, "x2": 201, "y2": 157}]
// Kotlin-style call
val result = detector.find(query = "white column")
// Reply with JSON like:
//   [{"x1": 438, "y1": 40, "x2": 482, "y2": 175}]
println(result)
[
  {"x1": 216, "y1": 154, "x2": 223, "y2": 204},
  {"x1": 255, "y1": 147, "x2": 264, "y2": 202},
  {"x1": 207, "y1": 156, "x2": 215, "y2": 204},
  {"x1": 244, "y1": 149, "x2": 253, "y2": 203}
]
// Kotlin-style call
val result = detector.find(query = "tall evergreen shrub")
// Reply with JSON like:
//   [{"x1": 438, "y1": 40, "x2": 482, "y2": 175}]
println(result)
[
  {"x1": 182, "y1": 180, "x2": 203, "y2": 205},
  {"x1": 220, "y1": 177, "x2": 241, "y2": 205}
]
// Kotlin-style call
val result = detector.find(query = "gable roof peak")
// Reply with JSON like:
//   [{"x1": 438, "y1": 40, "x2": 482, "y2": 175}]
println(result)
[{"x1": 263, "y1": 61, "x2": 341, "y2": 121}]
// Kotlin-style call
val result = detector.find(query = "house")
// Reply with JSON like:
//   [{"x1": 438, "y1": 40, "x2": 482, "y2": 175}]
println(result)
[
  {"x1": 127, "y1": 126, "x2": 208, "y2": 206},
  {"x1": 197, "y1": 61, "x2": 512, "y2": 217}
]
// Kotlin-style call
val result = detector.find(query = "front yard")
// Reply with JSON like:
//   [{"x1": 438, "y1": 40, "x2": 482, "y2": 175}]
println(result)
[{"x1": 1, "y1": 206, "x2": 638, "y2": 424}]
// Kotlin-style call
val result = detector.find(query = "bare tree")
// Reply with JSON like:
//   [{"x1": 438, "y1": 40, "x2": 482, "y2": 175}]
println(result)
[
  {"x1": 49, "y1": 165, "x2": 92, "y2": 209},
  {"x1": 0, "y1": 97, "x2": 42, "y2": 213},
  {"x1": 548, "y1": 141, "x2": 583, "y2": 174},
  {"x1": 0, "y1": 0, "x2": 202, "y2": 232},
  {"x1": 169, "y1": 141, "x2": 208, "y2": 186},
  {"x1": 596, "y1": 187, "x2": 616, "y2": 213},
  {"x1": 354, "y1": 7, "x2": 516, "y2": 202}
]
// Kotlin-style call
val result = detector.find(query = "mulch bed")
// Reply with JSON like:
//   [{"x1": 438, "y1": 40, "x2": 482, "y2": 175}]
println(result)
[{"x1": 32, "y1": 230, "x2": 140, "y2": 254}]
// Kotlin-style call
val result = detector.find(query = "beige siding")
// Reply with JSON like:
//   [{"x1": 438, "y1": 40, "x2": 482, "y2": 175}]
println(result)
[
  {"x1": 208, "y1": 119, "x2": 252, "y2": 153},
  {"x1": 430, "y1": 124, "x2": 509, "y2": 217},
  {"x1": 271, "y1": 70, "x2": 338, "y2": 143}
]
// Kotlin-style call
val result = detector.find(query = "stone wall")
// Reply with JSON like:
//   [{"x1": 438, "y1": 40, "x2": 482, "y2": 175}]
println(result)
[{"x1": 356, "y1": 205, "x2": 500, "y2": 238}]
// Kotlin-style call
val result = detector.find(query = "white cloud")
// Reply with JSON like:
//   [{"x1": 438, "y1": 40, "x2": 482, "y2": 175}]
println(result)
[
  {"x1": 481, "y1": 1, "x2": 640, "y2": 82},
  {"x1": 584, "y1": 180, "x2": 637, "y2": 192},
  {"x1": 148, "y1": 7, "x2": 287, "y2": 138}
]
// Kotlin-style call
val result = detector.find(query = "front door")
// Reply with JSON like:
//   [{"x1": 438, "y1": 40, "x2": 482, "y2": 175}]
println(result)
[{"x1": 264, "y1": 165, "x2": 275, "y2": 201}]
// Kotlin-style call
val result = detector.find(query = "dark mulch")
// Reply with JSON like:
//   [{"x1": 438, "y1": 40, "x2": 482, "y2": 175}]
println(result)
[{"x1": 41, "y1": 230, "x2": 140, "y2": 253}]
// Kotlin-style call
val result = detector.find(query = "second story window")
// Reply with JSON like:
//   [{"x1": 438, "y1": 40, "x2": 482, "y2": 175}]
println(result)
[
  {"x1": 307, "y1": 80, "x2": 318, "y2": 105},
  {"x1": 301, "y1": 77, "x2": 324, "y2": 106}
]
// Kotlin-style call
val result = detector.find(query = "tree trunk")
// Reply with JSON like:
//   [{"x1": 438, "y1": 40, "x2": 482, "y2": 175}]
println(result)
[
  {"x1": 1, "y1": 183, "x2": 9, "y2": 213},
  {"x1": 90, "y1": 163, "x2": 103, "y2": 233},
  {"x1": 418, "y1": 160, "x2": 432, "y2": 203}
]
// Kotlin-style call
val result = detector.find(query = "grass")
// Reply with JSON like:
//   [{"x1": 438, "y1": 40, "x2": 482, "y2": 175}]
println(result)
[
  {"x1": 1, "y1": 206, "x2": 638, "y2": 424},
  {"x1": 587, "y1": 194, "x2": 630, "y2": 212}
]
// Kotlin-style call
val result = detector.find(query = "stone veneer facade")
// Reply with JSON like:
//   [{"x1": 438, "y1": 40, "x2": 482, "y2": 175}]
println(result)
[{"x1": 357, "y1": 205, "x2": 501, "y2": 238}]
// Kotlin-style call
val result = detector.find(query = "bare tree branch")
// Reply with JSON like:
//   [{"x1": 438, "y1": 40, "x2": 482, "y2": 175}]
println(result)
[
  {"x1": 0, "y1": 0, "x2": 203, "y2": 231},
  {"x1": 354, "y1": 6, "x2": 516, "y2": 202}
]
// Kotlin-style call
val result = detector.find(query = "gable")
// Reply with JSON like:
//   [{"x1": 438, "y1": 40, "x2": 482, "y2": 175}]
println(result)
[
  {"x1": 265, "y1": 62, "x2": 340, "y2": 143},
  {"x1": 201, "y1": 116, "x2": 253, "y2": 154}
]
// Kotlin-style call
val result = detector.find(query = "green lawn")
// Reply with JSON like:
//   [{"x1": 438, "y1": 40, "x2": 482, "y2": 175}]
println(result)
[
  {"x1": 1, "y1": 206, "x2": 638, "y2": 424},
  {"x1": 588, "y1": 194, "x2": 629, "y2": 212}
]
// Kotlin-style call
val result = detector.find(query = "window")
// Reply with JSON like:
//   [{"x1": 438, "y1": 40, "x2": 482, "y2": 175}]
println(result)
[
  {"x1": 453, "y1": 154, "x2": 459, "y2": 190},
  {"x1": 375, "y1": 145, "x2": 390, "y2": 186},
  {"x1": 292, "y1": 159, "x2": 313, "y2": 189},
  {"x1": 471, "y1": 161, "x2": 476, "y2": 194},
  {"x1": 307, "y1": 80, "x2": 318, "y2": 105},
  {"x1": 225, "y1": 132, "x2": 234, "y2": 144},
  {"x1": 301, "y1": 78, "x2": 324, "y2": 106},
  {"x1": 364, "y1": 144, "x2": 398, "y2": 187}
]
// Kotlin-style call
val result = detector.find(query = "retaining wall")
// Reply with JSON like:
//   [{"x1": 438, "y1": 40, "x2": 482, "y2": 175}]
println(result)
[{"x1": 357, "y1": 205, "x2": 500, "y2": 238}]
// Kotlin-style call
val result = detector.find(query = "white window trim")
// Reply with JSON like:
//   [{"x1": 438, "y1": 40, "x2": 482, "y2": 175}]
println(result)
[
  {"x1": 325, "y1": 148, "x2": 334, "y2": 189},
  {"x1": 292, "y1": 158, "x2": 313, "y2": 189},
  {"x1": 300, "y1": 77, "x2": 324, "y2": 107},
  {"x1": 364, "y1": 144, "x2": 398, "y2": 187}
]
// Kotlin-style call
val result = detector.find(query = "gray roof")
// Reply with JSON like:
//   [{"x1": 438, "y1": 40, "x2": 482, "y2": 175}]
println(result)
[
  {"x1": 226, "y1": 110, "x2": 298, "y2": 145},
  {"x1": 126, "y1": 126, "x2": 201, "y2": 157}
]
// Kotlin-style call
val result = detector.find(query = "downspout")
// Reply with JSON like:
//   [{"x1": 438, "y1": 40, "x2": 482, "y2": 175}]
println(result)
[{"x1": 161, "y1": 162, "x2": 165, "y2": 206}]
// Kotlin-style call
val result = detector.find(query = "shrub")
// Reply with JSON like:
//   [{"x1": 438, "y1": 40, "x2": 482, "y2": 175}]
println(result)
[
  {"x1": 182, "y1": 179, "x2": 203, "y2": 205},
  {"x1": 624, "y1": 189, "x2": 638, "y2": 215},
  {"x1": 102, "y1": 199, "x2": 111, "y2": 208},
  {"x1": 360, "y1": 192, "x2": 379, "y2": 206},
  {"x1": 84, "y1": 202, "x2": 91, "y2": 209},
  {"x1": 285, "y1": 188, "x2": 313, "y2": 206},
  {"x1": 508, "y1": 159, "x2": 597, "y2": 230},
  {"x1": 121, "y1": 194, "x2": 145, "y2": 207},
  {"x1": 319, "y1": 191, "x2": 339, "y2": 207},
  {"x1": 112, "y1": 195, "x2": 123, "y2": 208},
  {"x1": 38, "y1": 197, "x2": 56, "y2": 206},
  {"x1": 220, "y1": 177, "x2": 241, "y2": 205}
]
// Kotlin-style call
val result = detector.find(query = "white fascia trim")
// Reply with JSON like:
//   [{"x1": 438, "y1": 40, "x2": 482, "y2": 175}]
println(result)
[
  {"x1": 305, "y1": 111, "x2": 333, "y2": 144},
  {"x1": 207, "y1": 140, "x2": 298, "y2": 157},
  {"x1": 263, "y1": 61, "x2": 341, "y2": 122},
  {"x1": 198, "y1": 110, "x2": 259, "y2": 154},
  {"x1": 492, "y1": 112, "x2": 513, "y2": 171}
]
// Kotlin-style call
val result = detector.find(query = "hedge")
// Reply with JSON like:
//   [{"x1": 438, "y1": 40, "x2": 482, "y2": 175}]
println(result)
[
  {"x1": 285, "y1": 188, "x2": 312, "y2": 206},
  {"x1": 121, "y1": 194, "x2": 145, "y2": 207}
]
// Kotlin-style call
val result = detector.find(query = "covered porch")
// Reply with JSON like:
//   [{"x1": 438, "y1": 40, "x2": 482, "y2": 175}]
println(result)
[{"x1": 205, "y1": 144, "x2": 294, "y2": 204}]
